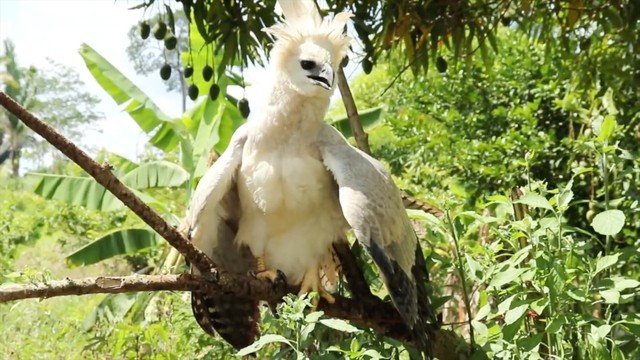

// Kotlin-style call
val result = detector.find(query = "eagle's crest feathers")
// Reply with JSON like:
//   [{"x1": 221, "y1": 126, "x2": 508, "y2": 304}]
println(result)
[{"x1": 264, "y1": 0, "x2": 352, "y2": 68}]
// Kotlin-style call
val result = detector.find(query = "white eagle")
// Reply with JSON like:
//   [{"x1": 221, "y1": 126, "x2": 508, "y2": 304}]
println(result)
[{"x1": 185, "y1": 0, "x2": 437, "y2": 354}]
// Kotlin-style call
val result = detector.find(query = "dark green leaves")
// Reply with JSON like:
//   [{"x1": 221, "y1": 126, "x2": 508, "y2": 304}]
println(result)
[{"x1": 66, "y1": 228, "x2": 161, "y2": 266}]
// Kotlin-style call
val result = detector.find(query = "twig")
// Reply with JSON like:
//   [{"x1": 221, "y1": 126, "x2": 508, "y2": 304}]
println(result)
[
  {"x1": 0, "y1": 91, "x2": 214, "y2": 275},
  {"x1": 445, "y1": 210, "x2": 475, "y2": 349}
]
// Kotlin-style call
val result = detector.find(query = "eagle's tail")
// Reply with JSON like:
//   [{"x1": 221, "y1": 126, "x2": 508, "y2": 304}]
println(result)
[{"x1": 191, "y1": 291, "x2": 259, "y2": 350}]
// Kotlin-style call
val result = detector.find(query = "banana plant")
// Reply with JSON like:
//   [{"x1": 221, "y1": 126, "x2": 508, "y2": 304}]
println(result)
[{"x1": 25, "y1": 41, "x2": 244, "y2": 266}]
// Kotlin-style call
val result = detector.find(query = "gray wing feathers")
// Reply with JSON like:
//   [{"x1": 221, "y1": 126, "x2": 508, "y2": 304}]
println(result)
[
  {"x1": 318, "y1": 124, "x2": 435, "y2": 353},
  {"x1": 316, "y1": 125, "x2": 417, "y2": 275}
]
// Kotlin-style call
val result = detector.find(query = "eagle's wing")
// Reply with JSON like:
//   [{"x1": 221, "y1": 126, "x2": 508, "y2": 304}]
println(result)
[
  {"x1": 185, "y1": 124, "x2": 259, "y2": 349},
  {"x1": 317, "y1": 124, "x2": 438, "y2": 352}
]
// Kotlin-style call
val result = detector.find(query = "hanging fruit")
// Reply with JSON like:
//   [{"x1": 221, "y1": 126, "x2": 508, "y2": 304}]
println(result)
[
  {"x1": 209, "y1": 84, "x2": 220, "y2": 101},
  {"x1": 160, "y1": 64, "x2": 172, "y2": 80},
  {"x1": 164, "y1": 35, "x2": 177, "y2": 50},
  {"x1": 436, "y1": 56, "x2": 448, "y2": 73},
  {"x1": 202, "y1": 65, "x2": 214, "y2": 82},
  {"x1": 139, "y1": 22, "x2": 150, "y2": 40},
  {"x1": 188, "y1": 84, "x2": 199, "y2": 100},
  {"x1": 153, "y1": 21, "x2": 167, "y2": 40},
  {"x1": 184, "y1": 65, "x2": 194, "y2": 78},
  {"x1": 238, "y1": 98, "x2": 250, "y2": 118}
]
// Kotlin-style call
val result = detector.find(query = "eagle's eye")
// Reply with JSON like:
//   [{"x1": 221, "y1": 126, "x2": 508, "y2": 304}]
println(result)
[{"x1": 300, "y1": 60, "x2": 316, "y2": 70}]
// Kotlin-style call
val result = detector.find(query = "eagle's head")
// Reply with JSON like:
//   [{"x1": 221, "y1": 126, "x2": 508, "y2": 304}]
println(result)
[{"x1": 265, "y1": 1, "x2": 351, "y2": 98}]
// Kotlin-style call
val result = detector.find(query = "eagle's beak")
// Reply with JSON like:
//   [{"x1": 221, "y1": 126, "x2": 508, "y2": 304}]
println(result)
[{"x1": 307, "y1": 63, "x2": 334, "y2": 90}]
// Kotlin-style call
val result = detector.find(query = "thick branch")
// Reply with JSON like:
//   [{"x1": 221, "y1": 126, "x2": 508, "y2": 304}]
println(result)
[
  {"x1": 0, "y1": 91, "x2": 213, "y2": 274},
  {"x1": 1, "y1": 274, "x2": 466, "y2": 359},
  {"x1": 0, "y1": 272, "x2": 286, "y2": 304}
]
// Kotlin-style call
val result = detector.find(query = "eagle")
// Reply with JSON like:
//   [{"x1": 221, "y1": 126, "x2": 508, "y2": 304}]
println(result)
[{"x1": 184, "y1": 0, "x2": 437, "y2": 355}]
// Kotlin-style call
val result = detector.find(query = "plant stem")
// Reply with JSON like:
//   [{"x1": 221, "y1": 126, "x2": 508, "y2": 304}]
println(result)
[
  {"x1": 445, "y1": 211, "x2": 475, "y2": 348},
  {"x1": 602, "y1": 150, "x2": 612, "y2": 255}
]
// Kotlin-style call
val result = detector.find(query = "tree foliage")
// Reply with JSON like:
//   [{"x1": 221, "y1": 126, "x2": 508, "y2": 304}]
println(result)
[
  {"x1": 1, "y1": 0, "x2": 639, "y2": 358},
  {"x1": 0, "y1": 39, "x2": 102, "y2": 176}
]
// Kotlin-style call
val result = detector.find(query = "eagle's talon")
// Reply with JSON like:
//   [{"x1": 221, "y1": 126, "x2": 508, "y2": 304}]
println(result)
[
  {"x1": 254, "y1": 269, "x2": 282, "y2": 283},
  {"x1": 275, "y1": 270, "x2": 287, "y2": 286},
  {"x1": 203, "y1": 270, "x2": 219, "y2": 283}
]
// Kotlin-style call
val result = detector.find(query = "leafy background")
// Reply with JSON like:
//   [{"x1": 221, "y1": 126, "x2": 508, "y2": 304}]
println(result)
[{"x1": 1, "y1": 1, "x2": 639, "y2": 359}]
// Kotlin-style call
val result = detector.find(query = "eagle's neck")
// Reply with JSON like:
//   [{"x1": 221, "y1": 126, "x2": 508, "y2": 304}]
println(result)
[{"x1": 260, "y1": 79, "x2": 331, "y2": 134}]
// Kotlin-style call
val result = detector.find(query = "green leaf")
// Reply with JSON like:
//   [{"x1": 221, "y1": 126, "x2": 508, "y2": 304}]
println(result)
[
  {"x1": 602, "y1": 87, "x2": 618, "y2": 115},
  {"x1": 546, "y1": 315, "x2": 566, "y2": 333},
  {"x1": 25, "y1": 173, "x2": 156, "y2": 212},
  {"x1": 305, "y1": 311, "x2": 324, "y2": 323},
  {"x1": 465, "y1": 254, "x2": 483, "y2": 281},
  {"x1": 237, "y1": 334, "x2": 293, "y2": 356},
  {"x1": 489, "y1": 268, "x2": 526, "y2": 289},
  {"x1": 595, "y1": 253, "x2": 620, "y2": 275},
  {"x1": 66, "y1": 228, "x2": 162, "y2": 266},
  {"x1": 471, "y1": 320, "x2": 489, "y2": 346},
  {"x1": 504, "y1": 304, "x2": 528, "y2": 325},
  {"x1": 597, "y1": 115, "x2": 617, "y2": 143},
  {"x1": 600, "y1": 289, "x2": 620, "y2": 304},
  {"x1": 557, "y1": 189, "x2": 574, "y2": 209},
  {"x1": 122, "y1": 161, "x2": 189, "y2": 189},
  {"x1": 612, "y1": 277, "x2": 640, "y2": 291},
  {"x1": 518, "y1": 333, "x2": 544, "y2": 352},
  {"x1": 319, "y1": 318, "x2": 361, "y2": 333},
  {"x1": 328, "y1": 107, "x2": 384, "y2": 139},
  {"x1": 593, "y1": 324, "x2": 612, "y2": 340},
  {"x1": 515, "y1": 193, "x2": 553, "y2": 210},
  {"x1": 591, "y1": 209, "x2": 625, "y2": 236},
  {"x1": 79, "y1": 43, "x2": 180, "y2": 151}
]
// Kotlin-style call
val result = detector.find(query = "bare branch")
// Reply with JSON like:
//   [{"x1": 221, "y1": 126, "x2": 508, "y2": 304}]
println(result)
[{"x1": 0, "y1": 91, "x2": 214, "y2": 274}]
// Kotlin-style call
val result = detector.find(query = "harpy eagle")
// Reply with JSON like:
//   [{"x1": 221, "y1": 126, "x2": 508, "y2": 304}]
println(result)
[{"x1": 185, "y1": 0, "x2": 438, "y2": 354}]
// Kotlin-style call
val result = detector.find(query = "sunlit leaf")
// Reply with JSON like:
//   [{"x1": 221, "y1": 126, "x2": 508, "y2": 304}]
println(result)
[
  {"x1": 600, "y1": 289, "x2": 620, "y2": 304},
  {"x1": 591, "y1": 210, "x2": 625, "y2": 236},
  {"x1": 25, "y1": 173, "x2": 155, "y2": 212},
  {"x1": 595, "y1": 253, "x2": 620, "y2": 275},
  {"x1": 237, "y1": 334, "x2": 293, "y2": 356},
  {"x1": 319, "y1": 318, "x2": 361, "y2": 333},
  {"x1": 515, "y1": 193, "x2": 553, "y2": 210}
]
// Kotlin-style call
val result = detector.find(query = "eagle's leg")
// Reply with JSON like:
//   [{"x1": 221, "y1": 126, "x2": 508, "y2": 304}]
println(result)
[
  {"x1": 299, "y1": 265, "x2": 336, "y2": 307},
  {"x1": 253, "y1": 255, "x2": 282, "y2": 282}
]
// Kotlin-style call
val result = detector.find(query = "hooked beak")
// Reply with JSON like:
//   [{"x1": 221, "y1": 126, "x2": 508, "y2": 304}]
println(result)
[{"x1": 307, "y1": 63, "x2": 334, "y2": 90}]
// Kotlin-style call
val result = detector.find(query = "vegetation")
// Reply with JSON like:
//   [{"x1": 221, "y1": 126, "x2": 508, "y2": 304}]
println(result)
[
  {"x1": 1, "y1": 1, "x2": 639, "y2": 359},
  {"x1": 0, "y1": 40, "x2": 101, "y2": 176}
]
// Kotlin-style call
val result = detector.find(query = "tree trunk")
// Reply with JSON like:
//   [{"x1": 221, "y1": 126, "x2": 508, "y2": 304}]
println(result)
[{"x1": 10, "y1": 145, "x2": 20, "y2": 177}]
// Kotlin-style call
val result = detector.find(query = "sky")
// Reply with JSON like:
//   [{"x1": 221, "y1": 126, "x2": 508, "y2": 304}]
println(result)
[
  {"x1": 0, "y1": 0, "x2": 360, "y2": 168},
  {"x1": 0, "y1": 0, "x2": 169, "y2": 162}
]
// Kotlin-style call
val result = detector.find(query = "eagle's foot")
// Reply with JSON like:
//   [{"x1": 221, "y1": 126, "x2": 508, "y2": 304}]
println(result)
[
  {"x1": 253, "y1": 269, "x2": 285, "y2": 284},
  {"x1": 251, "y1": 256, "x2": 287, "y2": 286},
  {"x1": 299, "y1": 267, "x2": 335, "y2": 309}
]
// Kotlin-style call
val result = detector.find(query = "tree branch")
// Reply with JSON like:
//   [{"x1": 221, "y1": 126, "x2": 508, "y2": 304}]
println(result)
[
  {"x1": 0, "y1": 274, "x2": 466, "y2": 360},
  {"x1": 337, "y1": 67, "x2": 371, "y2": 155},
  {"x1": 0, "y1": 91, "x2": 214, "y2": 275}
]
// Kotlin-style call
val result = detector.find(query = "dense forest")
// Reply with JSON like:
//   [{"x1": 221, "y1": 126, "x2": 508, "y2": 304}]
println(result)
[{"x1": 1, "y1": 1, "x2": 638, "y2": 359}]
